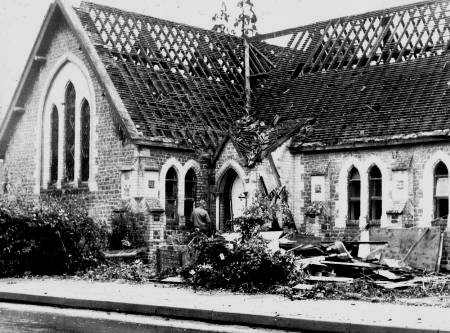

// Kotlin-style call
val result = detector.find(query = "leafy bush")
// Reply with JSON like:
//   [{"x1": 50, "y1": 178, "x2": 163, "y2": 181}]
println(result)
[
  {"x1": 79, "y1": 259, "x2": 156, "y2": 283},
  {"x1": 225, "y1": 190, "x2": 295, "y2": 234},
  {"x1": 181, "y1": 234, "x2": 297, "y2": 292},
  {"x1": 0, "y1": 194, "x2": 107, "y2": 277},
  {"x1": 109, "y1": 210, "x2": 147, "y2": 250},
  {"x1": 224, "y1": 215, "x2": 265, "y2": 241}
]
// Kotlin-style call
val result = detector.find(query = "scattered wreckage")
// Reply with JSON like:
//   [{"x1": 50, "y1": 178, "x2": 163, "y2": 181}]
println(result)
[
  {"x1": 155, "y1": 226, "x2": 449, "y2": 297},
  {"x1": 277, "y1": 227, "x2": 448, "y2": 292}
]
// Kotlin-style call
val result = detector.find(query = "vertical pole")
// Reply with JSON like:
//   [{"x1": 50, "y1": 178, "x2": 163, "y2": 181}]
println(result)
[
  {"x1": 241, "y1": 1, "x2": 251, "y2": 115},
  {"x1": 244, "y1": 37, "x2": 251, "y2": 115}
]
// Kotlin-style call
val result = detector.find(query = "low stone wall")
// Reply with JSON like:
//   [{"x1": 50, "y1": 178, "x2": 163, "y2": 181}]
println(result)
[{"x1": 155, "y1": 244, "x2": 190, "y2": 275}]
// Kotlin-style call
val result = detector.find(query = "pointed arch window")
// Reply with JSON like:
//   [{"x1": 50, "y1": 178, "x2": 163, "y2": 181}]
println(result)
[
  {"x1": 434, "y1": 162, "x2": 449, "y2": 219},
  {"x1": 184, "y1": 168, "x2": 197, "y2": 228},
  {"x1": 80, "y1": 99, "x2": 90, "y2": 182},
  {"x1": 49, "y1": 105, "x2": 59, "y2": 185},
  {"x1": 165, "y1": 167, "x2": 178, "y2": 229},
  {"x1": 348, "y1": 167, "x2": 361, "y2": 221},
  {"x1": 369, "y1": 165, "x2": 382, "y2": 222},
  {"x1": 64, "y1": 82, "x2": 76, "y2": 182}
]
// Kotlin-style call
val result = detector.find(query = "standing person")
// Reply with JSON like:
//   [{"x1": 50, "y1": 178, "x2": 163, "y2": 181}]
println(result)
[{"x1": 191, "y1": 199, "x2": 215, "y2": 237}]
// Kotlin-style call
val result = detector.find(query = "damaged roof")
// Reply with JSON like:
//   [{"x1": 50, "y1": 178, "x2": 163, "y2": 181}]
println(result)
[
  {"x1": 252, "y1": 0, "x2": 450, "y2": 151},
  {"x1": 76, "y1": 1, "x2": 273, "y2": 150},
  {"x1": 1, "y1": 0, "x2": 449, "y2": 159}
]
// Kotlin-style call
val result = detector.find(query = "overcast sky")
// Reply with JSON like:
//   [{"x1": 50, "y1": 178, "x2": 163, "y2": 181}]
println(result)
[{"x1": 0, "y1": 0, "x2": 420, "y2": 115}]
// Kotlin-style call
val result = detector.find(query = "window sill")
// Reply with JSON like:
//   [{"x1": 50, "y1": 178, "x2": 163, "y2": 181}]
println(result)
[
  {"x1": 367, "y1": 220, "x2": 381, "y2": 228},
  {"x1": 41, "y1": 183, "x2": 90, "y2": 195},
  {"x1": 346, "y1": 220, "x2": 362, "y2": 230},
  {"x1": 78, "y1": 181, "x2": 89, "y2": 189},
  {"x1": 346, "y1": 219, "x2": 360, "y2": 227}
]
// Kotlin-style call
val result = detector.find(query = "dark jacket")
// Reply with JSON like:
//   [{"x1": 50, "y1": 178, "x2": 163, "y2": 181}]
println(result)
[{"x1": 191, "y1": 206, "x2": 214, "y2": 235}]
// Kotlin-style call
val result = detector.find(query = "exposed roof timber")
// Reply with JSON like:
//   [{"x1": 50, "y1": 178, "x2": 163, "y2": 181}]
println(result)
[
  {"x1": 134, "y1": 138, "x2": 195, "y2": 151},
  {"x1": 78, "y1": 1, "x2": 261, "y2": 148},
  {"x1": 252, "y1": 0, "x2": 445, "y2": 42},
  {"x1": 251, "y1": 0, "x2": 450, "y2": 80},
  {"x1": 249, "y1": 43, "x2": 276, "y2": 69},
  {"x1": 252, "y1": 26, "x2": 304, "y2": 42}
]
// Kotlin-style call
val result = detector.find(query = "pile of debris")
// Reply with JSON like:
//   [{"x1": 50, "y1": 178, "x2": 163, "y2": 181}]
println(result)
[{"x1": 279, "y1": 227, "x2": 448, "y2": 293}]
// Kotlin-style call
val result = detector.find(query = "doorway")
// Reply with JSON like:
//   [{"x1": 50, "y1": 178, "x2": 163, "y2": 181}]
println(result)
[{"x1": 219, "y1": 168, "x2": 245, "y2": 229}]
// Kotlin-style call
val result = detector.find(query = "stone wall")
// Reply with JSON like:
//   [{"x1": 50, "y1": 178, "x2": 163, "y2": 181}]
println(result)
[
  {"x1": 295, "y1": 142, "x2": 450, "y2": 269},
  {"x1": 1, "y1": 14, "x2": 214, "y2": 242},
  {"x1": 297, "y1": 143, "x2": 450, "y2": 229},
  {"x1": 136, "y1": 147, "x2": 209, "y2": 231},
  {"x1": 2, "y1": 15, "x2": 135, "y2": 223}
]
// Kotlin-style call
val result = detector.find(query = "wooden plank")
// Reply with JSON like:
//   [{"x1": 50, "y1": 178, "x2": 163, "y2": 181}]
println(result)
[
  {"x1": 435, "y1": 232, "x2": 444, "y2": 273},
  {"x1": 251, "y1": 26, "x2": 303, "y2": 42},
  {"x1": 402, "y1": 228, "x2": 430, "y2": 262},
  {"x1": 322, "y1": 261, "x2": 380, "y2": 269},
  {"x1": 292, "y1": 283, "x2": 315, "y2": 291},
  {"x1": 374, "y1": 269, "x2": 403, "y2": 281},
  {"x1": 370, "y1": 227, "x2": 442, "y2": 272},
  {"x1": 306, "y1": 276, "x2": 354, "y2": 283},
  {"x1": 374, "y1": 280, "x2": 416, "y2": 289}
]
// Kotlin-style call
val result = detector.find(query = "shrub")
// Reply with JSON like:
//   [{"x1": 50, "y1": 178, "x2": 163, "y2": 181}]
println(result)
[
  {"x1": 109, "y1": 209, "x2": 147, "y2": 250},
  {"x1": 226, "y1": 190, "x2": 295, "y2": 233},
  {"x1": 79, "y1": 259, "x2": 156, "y2": 283},
  {"x1": 181, "y1": 234, "x2": 297, "y2": 292},
  {"x1": 0, "y1": 194, "x2": 107, "y2": 277},
  {"x1": 224, "y1": 215, "x2": 265, "y2": 241}
]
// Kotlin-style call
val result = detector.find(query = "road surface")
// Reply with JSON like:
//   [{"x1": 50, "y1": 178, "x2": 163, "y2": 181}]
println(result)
[{"x1": 0, "y1": 302, "x2": 302, "y2": 333}]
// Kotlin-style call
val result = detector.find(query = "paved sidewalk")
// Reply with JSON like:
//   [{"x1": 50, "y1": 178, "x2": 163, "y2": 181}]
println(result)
[{"x1": 0, "y1": 278, "x2": 448, "y2": 332}]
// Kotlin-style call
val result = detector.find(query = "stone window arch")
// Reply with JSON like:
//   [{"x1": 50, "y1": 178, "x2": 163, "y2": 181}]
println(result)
[
  {"x1": 49, "y1": 105, "x2": 59, "y2": 186},
  {"x1": 368, "y1": 165, "x2": 382, "y2": 223},
  {"x1": 165, "y1": 167, "x2": 179, "y2": 229},
  {"x1": 434, "y1": 161, "x2": 449, "y2": 219},
  {"x1": 348, "y1": 166, "x2": 361, "y2": 222},
  {"x1": 184, "y1": 168, "x2": 197, "y2": 228},
  {"x1": 80, "y1": 99, "x2": 90, "y2": 182},
  {"x1": 38, "y1": 55, "x2": 97, "y2": 192},
  {"x1": 64, "y1": 82, "x2": 76, "y2": 183}
]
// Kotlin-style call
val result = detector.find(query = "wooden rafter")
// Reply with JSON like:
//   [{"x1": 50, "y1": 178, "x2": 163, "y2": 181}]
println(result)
[{"x1": 258, "y1": 0, "x2": 450, "y2": 77}]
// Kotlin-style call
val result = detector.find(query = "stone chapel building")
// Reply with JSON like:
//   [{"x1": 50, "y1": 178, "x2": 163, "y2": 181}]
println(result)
[{"x1": 0, "y1": 0, "x2": 449, "y2": 267}]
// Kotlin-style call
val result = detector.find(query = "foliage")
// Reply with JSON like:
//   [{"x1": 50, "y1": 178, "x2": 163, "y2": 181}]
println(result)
[
  {"x1": 181, "y1": 186, "x2": 298, "y2": 292},
  {"x1": 79, "y1": 259, "x2": 156, "y2": 283},
  {"x1": 224, "y1": 215, "x2": 265, "y2": 241},
  {"x1": 248, "y1": 189, "x2": 295, "y2": 229},
  {"x1": 109, "y1": 210, "x2": 147, "y2": 250},
  {"x1": 212, "y1": 0, "x2": 257, "y2": 37},
  {"x1": 232, "y1": 116, "x2": 273, "y2": 165},
  {"x1": 225, "y1": 190, "x2": 295, "y2": 237},
  {"x1": 235, "y1": 0, "x2": 257, "y2": 37},
  {"x1": 0, "y1": 194, "x2": 107, "y2": 277},
  {"x1": 181, "y1": 233, "x2": 298, "y2": 292},
  {"x1": 305, "y1": 202, "x2": 326, "y2": 217},
  {"x1": 242, "y1": 190, "x2": 276, "y2": 226},
  {"x1": 304, "y1": 201, "x2": 332, "y2": 228},
  {"x1": 212, "y1": 1, "x2": 232, "y2": 34}
]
